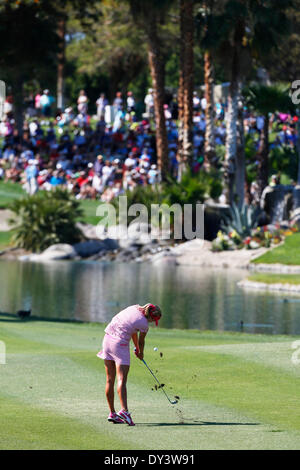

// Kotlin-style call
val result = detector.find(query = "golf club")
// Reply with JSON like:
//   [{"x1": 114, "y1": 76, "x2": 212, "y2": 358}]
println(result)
[{"x1": 135, "y1": 348, "x2": 178, "y2": 405}]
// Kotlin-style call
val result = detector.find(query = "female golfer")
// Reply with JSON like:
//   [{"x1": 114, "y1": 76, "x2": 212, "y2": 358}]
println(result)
[{"x1": 97, "y1": 303, "x2": 162, "y2": 426}]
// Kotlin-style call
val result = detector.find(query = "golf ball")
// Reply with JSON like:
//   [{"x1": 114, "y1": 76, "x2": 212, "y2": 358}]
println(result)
[{"x1": 154, "y1": 347, "x2": 158, "y2": 351}]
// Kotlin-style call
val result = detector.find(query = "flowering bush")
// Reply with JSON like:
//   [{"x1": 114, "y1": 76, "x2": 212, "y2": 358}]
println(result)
[
  {"x1": 211, "y1": 231, "x2": 235, "y2": 251},
  {"x1": 211, "y1": 222, "x2": 298, "y2": 252}
]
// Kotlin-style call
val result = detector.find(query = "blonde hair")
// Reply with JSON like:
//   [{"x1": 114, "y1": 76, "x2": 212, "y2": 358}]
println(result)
[{"x1": 140, "y1": 303, "x2": 162, "y2": 321}]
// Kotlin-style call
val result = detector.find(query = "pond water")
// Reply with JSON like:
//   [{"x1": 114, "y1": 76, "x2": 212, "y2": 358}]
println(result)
[{"x1": 0, "y1": 259, "x2": 300, "y2": 335}]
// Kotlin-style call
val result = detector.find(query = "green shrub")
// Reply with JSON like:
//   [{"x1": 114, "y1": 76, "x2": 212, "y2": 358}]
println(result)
[
  {"x1": 163, "y1": 171, "x2": 206, "y2": 206},
  {"x1": 9, "y1": 188, "x2": 84, "y2": 252}
]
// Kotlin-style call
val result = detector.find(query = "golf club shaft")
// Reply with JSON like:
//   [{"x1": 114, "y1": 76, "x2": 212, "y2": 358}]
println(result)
[{"x1": 142, "y1": 358, "x2": 176, "y2": 405}]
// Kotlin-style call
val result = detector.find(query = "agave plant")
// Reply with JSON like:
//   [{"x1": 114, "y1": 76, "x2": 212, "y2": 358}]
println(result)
[{"x1": 220, "y1": 203, "x2": 261, "y2": 239}]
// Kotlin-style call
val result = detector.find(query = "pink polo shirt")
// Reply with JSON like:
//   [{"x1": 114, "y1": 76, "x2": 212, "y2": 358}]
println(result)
[{"x1": 104, "y1": 304, "x2": 149, "y2": 344}]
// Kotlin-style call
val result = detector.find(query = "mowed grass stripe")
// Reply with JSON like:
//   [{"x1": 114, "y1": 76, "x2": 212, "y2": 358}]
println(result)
[
  {"x1": 1, "y1": 319, "x2": 300, "y2": 449},
  {"x1": 2, "y1": 353, "x2": 300, "y2": 450},
  {"x1": 1, "y1": 393, "x2": 137, "y2": 450},
  {"x1": 181, "y1": 342, "x2": 300, "y2": 376}
]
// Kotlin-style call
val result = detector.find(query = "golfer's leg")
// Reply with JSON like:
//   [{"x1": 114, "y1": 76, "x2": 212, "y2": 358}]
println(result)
[
  {"x1": 104, "y1": 360, "x2": 116, "y2": 413},
  {"x1": 116, "y1": 364, "x2": 130, "y2": 411}
]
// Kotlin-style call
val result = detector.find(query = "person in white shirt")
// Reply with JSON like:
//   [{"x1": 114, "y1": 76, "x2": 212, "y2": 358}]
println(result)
[
  {"x1": 124, "y1": 154, "x2": 137, "y2": 169},
  {"x1": 193, "y1": 91, "x2": 200, "y2": 111},
  {"x1": 101, "y1": 160, "x2": 114, "y2": 189},
  {"x1": 77, "y1": 90, "x2": 88, "y2": 115},
  {"x1": 144, "y1": 89, "x2": 154, "y2": 117},
  {"x1": 96, "y1": 93, "x2": 108, "y2": 120},
  {"x1": 148, "y1": 165, "x2": 159, "y2": 184},
  {"x1": 127, "y1": 91, "x2": 135, "y2": 112},
  {"x1": 201, "y1": 96, "x2": 207, "y2": 111}
]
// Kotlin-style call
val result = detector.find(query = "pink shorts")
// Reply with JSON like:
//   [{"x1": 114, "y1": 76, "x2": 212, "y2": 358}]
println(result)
[{"x1": 97, "y1": 333, "x2": 130, "y2": 365}]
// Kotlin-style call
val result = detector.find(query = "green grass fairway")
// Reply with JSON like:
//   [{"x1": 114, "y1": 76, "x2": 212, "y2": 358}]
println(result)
[
  {"x1": 252, "y1": 233, "x2": 300, "y2": 265},
  {"x1": 1, "y1": 316, "x2": 300, "y2": 449}
]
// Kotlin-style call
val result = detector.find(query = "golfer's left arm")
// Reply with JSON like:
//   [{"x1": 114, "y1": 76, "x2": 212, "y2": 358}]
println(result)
[
  {"x1": 131, "y1": 332, "x2": 139, "y2": 351},
  {"x1": 137, "y1": 332, "x2": 147, "y2": 360}
]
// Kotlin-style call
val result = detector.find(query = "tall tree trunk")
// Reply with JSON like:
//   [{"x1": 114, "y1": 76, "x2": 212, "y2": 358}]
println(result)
[
  {"x1": 177, "y1": 0, "x2": 194, "y2": 180},
  {"x1": 257, "y1": 113, "x2": 269, "y2": 197},
  {"x1": 224, "y1": 76, "x2": 239, "y2": 204},
  {"x1": 146, "y1": 19, "x2": 169, "y2": 181},
  {"x1": 177, "y1": 0, "x2": 185, "y2": 180},
  {"x1": 204, "y1": 50, "x2": 215, "y2": 170},
  {"x1": 224, "y1": 20, "x2": 244, "y2": 204},
  {"x1": 57, "y1": 16, "x2": 66, "y2": 110},
  {"x1": 182, "y1": 0, "x2": 194, "y2": 169},
  {"x1": 235, "y1": 88, "x2": 245, "y2": 208}
]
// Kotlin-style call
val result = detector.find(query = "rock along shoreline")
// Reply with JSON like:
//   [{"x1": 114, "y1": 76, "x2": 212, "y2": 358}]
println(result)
[
  {"x1": 238, "y1": 279, "x2": 300, "y2": 294},
  {"x1": 1, "y1": 222, "x2": 300, "y2": 281}
]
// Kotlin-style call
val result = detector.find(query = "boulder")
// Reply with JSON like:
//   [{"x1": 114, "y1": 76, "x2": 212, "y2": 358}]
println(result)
[
  {"x1": 73, "y1": 240, "x2": 108, "y2": 258},
  {"x1": 290, "y1": 207, "x2": 300, "y2": 228},
  {"x1": 26, "y1": 244, "x2": 77, "y2": 261},
  {"x1": 293, "y1": 185, "x2": 300, "y2": 210},
  {"x1": 101, "y1": 238, "x2": 119, "y2": 250},
  {"x1": 262, "y1": 185, "x2": 294, "y2": 223}
]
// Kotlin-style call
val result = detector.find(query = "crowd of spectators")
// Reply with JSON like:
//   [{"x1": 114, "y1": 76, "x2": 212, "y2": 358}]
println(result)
[{"x1": 0, "y1": 87, "x2": 298, "y2": 202}]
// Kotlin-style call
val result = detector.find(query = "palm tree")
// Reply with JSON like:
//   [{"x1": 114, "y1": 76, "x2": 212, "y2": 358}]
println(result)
[
  {"x1": 195, "y1": 1, "x2": 219, "y2": 170},
  {"x1": 177, "y1": 31, "x2": 184, "y2": 177},
  {"x1": 236, "y1": 90, "x2": 245, "y2": 207},
  {"x1": 244, "y1": 84, "x2": 292, "y2": 197},
  {"x1": 203, "y1": 50, "x2": 215, "y2": 169},
  {"x1": 125, "y1": 0, "x2": 174, "y2": 181},
  {"x1": 214, "y1": 0, "x2": 291, "y2": 203},
  {"x1": 221, "y1": 15, "x2": 250, "y2": 205},
  {"x1": 177, "y1": 0, "x2": 194, "y2": 179}
]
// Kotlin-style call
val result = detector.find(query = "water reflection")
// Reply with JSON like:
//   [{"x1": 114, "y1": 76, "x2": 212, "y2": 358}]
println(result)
[{"x1": 1, "y1": 259, "x2": 300, "y2": 335}]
